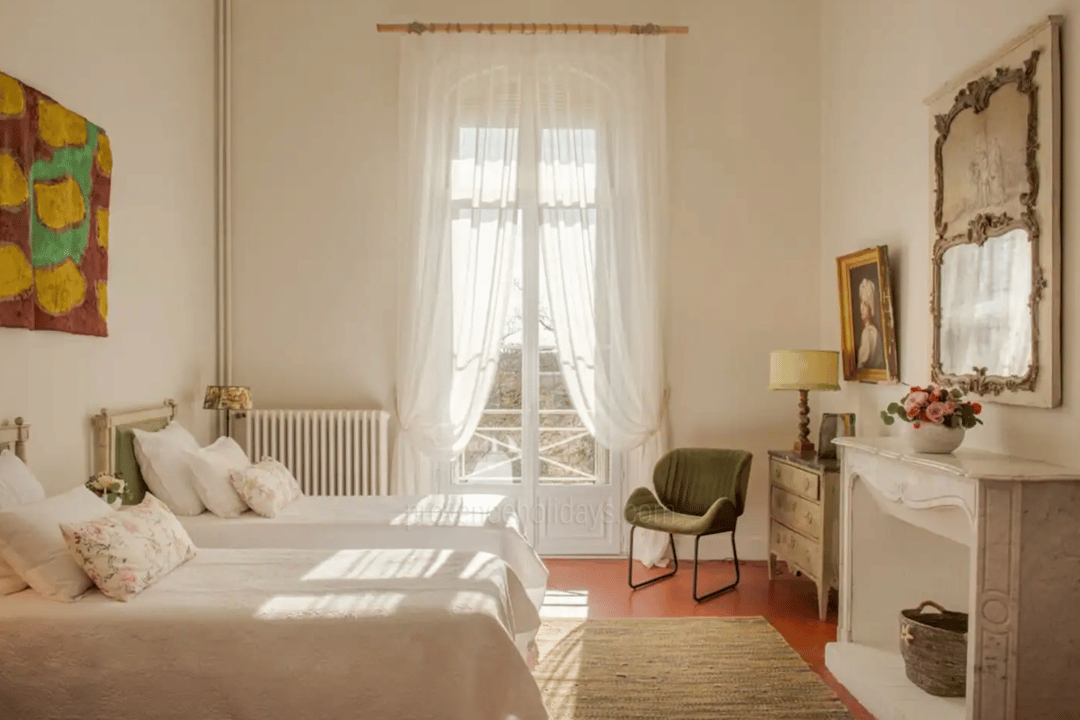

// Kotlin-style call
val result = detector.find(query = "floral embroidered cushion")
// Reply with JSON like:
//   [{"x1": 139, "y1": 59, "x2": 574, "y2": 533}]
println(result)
[
  {"x1": 229, "y1": 460, "x2": 295, "y2": 518},
  {"x1": 259, "y1": 456, "x2": 303, "y2": 501},
  {"x1": 61, "y1": 493, "x2": 197, "y2": 602}
]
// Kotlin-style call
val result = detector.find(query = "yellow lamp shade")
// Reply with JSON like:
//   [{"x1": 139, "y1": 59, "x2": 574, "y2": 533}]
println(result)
[{"x1": 769, "y1": 350, "x2": 840, "y2": 391}]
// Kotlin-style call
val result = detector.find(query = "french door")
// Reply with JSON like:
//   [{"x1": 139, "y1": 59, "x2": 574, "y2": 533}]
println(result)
[{"x1": 444, "y1": 118, "x2": 622, "y2": 556}]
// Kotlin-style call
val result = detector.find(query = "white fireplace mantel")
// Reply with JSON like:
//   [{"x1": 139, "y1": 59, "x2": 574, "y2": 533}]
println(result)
[{"x1": 825, "y1": 437, "x2": 1080, "y2": 720}]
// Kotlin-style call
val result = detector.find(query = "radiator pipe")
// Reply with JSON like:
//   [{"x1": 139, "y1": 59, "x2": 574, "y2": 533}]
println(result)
[{"x1": 215, "y1": 0, "x2": 233, "y2": 437}]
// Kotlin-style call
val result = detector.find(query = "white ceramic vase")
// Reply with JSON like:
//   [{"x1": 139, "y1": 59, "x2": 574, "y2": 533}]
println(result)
[{"x1": 905, "y1": 422, "x2": 965, "y2": 454}]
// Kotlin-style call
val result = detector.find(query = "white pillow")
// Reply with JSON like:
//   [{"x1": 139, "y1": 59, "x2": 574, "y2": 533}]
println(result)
[
  {"x1": 132, "y1": 422, "x2": 205, "y2": 515},
  {"x1": 0, "y1": 449, "x2": 47, "y2": 594},
  {"x1": 0, "y1": 448, "x2": 46, "y2": 508},
  {"x1": 62, "y1": 493, "x2": 196, "y2": 601},
  {"x1": 0, "y1": 556, "x2": 26, "y2": 594},
  {"x1": 185, "y1": 437, "x2": 252, "y2": 518},
  {"x1": 229, "y1": 460, "x2": 296, "y2": 518},
  {"x1": 0, "y1": 486, "x2": 111, "y2": 601}
]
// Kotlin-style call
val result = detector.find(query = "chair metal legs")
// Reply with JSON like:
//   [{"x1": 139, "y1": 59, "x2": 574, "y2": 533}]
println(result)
[
  {"x1": 626, "y1": 526, "x2": 741, "y2": 602},
  {"x1": 692, "y1": 531, "x2": 740, "y2": 602},
  {"x1": 627, "y1": 526, "x2": 678, "y2": 589}
]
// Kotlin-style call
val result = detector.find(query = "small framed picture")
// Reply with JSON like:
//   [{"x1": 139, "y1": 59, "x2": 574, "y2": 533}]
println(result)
[
  {"x1": 818, "y1": 413, "x2": 856, "y2": 460},
  {"x1": 836, "y1": 246, "x2": 899, "y2": 383}
]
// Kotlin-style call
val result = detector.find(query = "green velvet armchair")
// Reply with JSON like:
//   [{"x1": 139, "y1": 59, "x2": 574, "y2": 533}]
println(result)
[{"x1": 625, "y1": 448, "x2": 753, "y2": 602}]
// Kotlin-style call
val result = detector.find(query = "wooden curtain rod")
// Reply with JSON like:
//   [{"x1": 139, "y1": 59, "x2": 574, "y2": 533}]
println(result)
[{"x1": 376, "y1": 22, "x2": 688, "y2": 35}]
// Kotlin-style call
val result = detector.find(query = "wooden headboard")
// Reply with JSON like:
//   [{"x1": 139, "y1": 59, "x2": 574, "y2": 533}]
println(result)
[
  {"x1": 0, "y1": 418, "x2": 29, "y2": 463},
  {"x1": 92, "y1": 400, "x2": 177, "y2": 504}
]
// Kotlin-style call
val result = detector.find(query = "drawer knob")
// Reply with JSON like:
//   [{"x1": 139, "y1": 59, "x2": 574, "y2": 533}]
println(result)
[
  {"x1": 804, "y1": 511, "x2": 813, "y2": 525},
  {"x1": 803, "y1": 477, "x2": 811, "y2": 491}
]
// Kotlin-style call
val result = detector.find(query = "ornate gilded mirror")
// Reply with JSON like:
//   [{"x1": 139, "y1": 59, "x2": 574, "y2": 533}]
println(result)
[{"x1": 928, "y1": 16, "x2": 1061, "y2": 408}]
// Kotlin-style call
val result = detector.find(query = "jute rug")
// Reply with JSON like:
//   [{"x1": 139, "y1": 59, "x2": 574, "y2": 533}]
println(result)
[{"x1": 533, "y1": 617, "x2": 853, "y2": 719}]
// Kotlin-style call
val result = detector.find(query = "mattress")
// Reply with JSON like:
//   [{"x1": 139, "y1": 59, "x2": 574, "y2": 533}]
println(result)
[
  {"x1": 0, "y1": 547, "x2": 547, "y2": 720},
  {"x1": 178, "y1": 493, "x2": 549, "y2": 608}
]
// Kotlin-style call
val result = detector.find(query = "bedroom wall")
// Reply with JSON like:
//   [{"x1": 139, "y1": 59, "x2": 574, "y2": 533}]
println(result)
[
  {"x1": 819, "y1": 0, "x2": 1080, "y2": 468},
  {"x1": 230, "y1": 0, "x2": 821, "y2": 559},
  {"x1": 0, "y1": 0, "x2": 218, "y2": 492}
]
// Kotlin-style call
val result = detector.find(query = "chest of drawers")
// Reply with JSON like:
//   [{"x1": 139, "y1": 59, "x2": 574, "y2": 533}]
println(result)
[{"x1": 767, "y1": 450, "x2": 839, "y2": 621}]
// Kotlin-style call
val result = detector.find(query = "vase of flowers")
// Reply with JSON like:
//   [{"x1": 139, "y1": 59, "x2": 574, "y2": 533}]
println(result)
[
  {"x1": 86, "y1": 473, "x2": 126, "y2": 508},
  {"x1": 880, "y1": 384, "x2": 983, "y2": 454}
]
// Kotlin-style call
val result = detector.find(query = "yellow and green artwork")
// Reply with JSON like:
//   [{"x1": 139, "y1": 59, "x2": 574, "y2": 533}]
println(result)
[{"x1": 0, "y1": 71, "x2": 110, "y2": 336}]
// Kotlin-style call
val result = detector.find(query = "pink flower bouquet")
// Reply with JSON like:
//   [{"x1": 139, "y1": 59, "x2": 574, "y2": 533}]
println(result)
[{"x1": 880, "y1": 384, "x2": 983, "y2": 430}]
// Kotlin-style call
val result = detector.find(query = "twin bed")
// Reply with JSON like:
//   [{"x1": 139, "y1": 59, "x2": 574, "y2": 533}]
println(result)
[
  {"x1": 0, "y1": 406, "x2": 550, "y2": 720},
  {"x1": 93, "y1": 400, "x2": 548, "y2": 607}
]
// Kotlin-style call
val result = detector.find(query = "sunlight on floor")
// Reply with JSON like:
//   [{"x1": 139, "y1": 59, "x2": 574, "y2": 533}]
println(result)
[{"x1": 539, "y1": 588, "x2": 590, "y2": 618}]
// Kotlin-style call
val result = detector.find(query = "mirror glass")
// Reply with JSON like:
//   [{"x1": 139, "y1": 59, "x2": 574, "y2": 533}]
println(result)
[{"x1": 939, "y1": 228, "x2": 1032, "y2": 377}]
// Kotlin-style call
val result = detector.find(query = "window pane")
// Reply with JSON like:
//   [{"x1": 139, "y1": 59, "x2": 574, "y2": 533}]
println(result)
[
  {"x1": 538, "y1": 128, "x2": 596, "y2": 206},
  {"x1": 538, "y1": 203, "x2": 600, "y2": 486},
  {"x1": 452, "y1": 127, "x2": 519, "y2": 204},
  {"x1": 455, "y1": 219, "x2": 523, "y2": 485}
]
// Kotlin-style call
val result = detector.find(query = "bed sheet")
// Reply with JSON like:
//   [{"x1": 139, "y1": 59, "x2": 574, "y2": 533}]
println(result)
[
  {"x1": 178, "y1": 493, "x2": 549, "y2": 608},
  {"x1": 0, "y1": 547, "x2": 546, "y2": 720}
]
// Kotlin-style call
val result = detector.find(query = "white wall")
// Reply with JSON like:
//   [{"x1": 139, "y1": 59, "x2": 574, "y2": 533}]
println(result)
[
  {"x1": 819, "y1": 1, "x2": 1079, "y2": 467},
  {"x1": 230, "y1": 0, "x2": 821, "y2": 559},
  {"x1": 0, "y1": 0, "x2": 218, "y2": 492}
]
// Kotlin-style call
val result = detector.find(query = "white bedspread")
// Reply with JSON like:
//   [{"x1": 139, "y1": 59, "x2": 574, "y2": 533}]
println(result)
[
  {"x1": 0, "y1": 548, "x2": 547, "y2": 720},
  {"x1": 179, "y1": 493, "x2": 549, "y2": 608}
]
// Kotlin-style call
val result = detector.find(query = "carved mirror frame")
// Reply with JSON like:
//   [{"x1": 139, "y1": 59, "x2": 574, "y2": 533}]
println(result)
[{"x1": 927, "y1": 16, "x2": 1061, "y2": 408}]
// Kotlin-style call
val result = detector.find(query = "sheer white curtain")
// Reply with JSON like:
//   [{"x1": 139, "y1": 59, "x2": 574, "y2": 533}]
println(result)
[
  {"x1": 534, "y1": 38, "x2": 671, "y2": 567},
  {"x1": 395, "y1": 34, "x2": 670, "y2": 569},
  {"x1": 394, "y1": 38, "x2": 523, "y2": 494}
]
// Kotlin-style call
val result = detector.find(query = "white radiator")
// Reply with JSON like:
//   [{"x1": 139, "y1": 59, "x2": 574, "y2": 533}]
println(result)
[{"x1": 240, "y1": 410, "x2": 391, "y2": 496}]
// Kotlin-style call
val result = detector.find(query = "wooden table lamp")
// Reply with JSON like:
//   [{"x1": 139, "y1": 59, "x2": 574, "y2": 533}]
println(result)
[{"x1": 769, "y1": 350, "x2": 840, "y2": 455}]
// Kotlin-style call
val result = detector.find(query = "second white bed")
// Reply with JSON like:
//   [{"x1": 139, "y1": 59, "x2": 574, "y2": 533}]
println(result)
[
  {"x1": 94, "y1": 402, "x2": 549, "y2": 609},
  {"x1": 176, "y1": 493, "x2": 549, "y2": 608}
]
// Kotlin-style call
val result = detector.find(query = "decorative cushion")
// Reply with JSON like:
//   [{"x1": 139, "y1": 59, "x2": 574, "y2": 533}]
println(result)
[
  {"x1": 260, "y1": 456, "x2": 303, "y2": 501},
  {"x1": 62, "y1": 494, "x2": 196, "y2": 602},
  {"x1": 186, "y1": 437, "x2": 252, "y2": 518},
  {"x1": 229, "y1": 460, "x2": 296, "y2": 518},
  {"x1": 0, "y1": 486, "x2": 111, "y2": 601},
  {"x1": 0, "y1": 448, "x2": 46, "y2": 508},
  {"x1": 0, "y1": 449, "x2": 48, "y2": 594},
  {"x1": 132, "y1": 421, "x2": 205, "y2": 515}
]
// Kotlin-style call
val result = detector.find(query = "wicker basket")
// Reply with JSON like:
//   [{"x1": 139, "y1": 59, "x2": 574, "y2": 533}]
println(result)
[{"x1": 899, "y1": 600, "x2": 968, "y2": 697}]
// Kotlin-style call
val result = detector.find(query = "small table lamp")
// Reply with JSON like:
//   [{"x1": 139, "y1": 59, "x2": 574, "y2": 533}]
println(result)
[
  {"x1": 203, "y1": 385, "x2": 253, "y2": 438},
  {"x1": 769, "y1": 350, "x2": 840, "y2": 455}
]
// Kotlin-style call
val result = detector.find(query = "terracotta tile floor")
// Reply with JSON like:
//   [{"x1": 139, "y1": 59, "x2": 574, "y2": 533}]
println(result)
[{"x1": 542, "y1": 557, "x2": 875, "y2": 720}]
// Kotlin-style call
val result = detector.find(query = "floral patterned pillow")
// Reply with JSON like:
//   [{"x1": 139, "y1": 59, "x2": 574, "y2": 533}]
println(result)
[
  {"x1": 60, "y1": 494, "x2": 197, "y2": 602},
  {"x1": 229, "y1": 460, "x2": 294, "y2": 518},
  {"x1": 259, "y1": 456, "x2": 303, "y2": 501}
]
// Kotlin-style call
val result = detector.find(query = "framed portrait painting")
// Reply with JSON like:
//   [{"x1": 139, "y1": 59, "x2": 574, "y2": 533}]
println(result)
[{"x1": 836, "y1": 246, "x2": 899, "y2": 383}]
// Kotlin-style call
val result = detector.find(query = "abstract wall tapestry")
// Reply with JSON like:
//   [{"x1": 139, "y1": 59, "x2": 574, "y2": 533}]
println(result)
[{"x1": 0, "y1": 71, "x2": 110, "y2": 337}]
